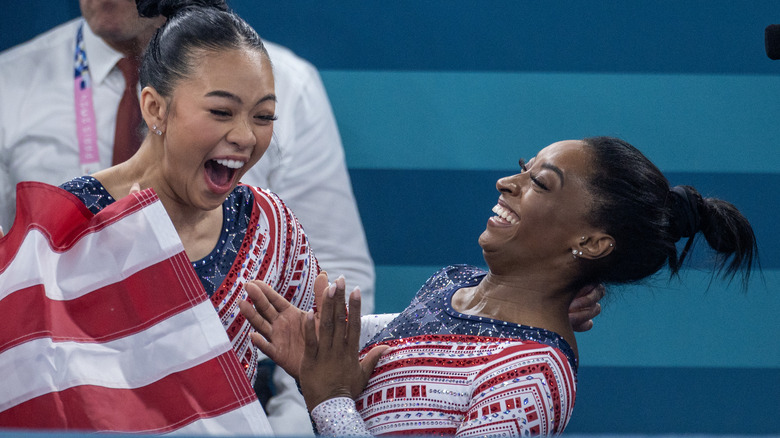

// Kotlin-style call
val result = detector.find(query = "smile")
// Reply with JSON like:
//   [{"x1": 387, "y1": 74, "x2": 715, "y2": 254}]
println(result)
[
  {"x1": 214, "y1": 158, "x2": 245, "y2": 169},
  {"x1": 492, "y1": 204, "x2": 519, "y2": 224},
  {"x1": 204, "y1": 158, "x2": 247, "y2": 190}
]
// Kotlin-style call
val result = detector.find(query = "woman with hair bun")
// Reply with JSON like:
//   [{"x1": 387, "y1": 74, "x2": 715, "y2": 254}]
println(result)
[
  {"x1": 60, "y1": 0, "x2": 320, "y2": 390},
  {"x1": 242, "y1": 136, "x2": 758, "y2": 436}
]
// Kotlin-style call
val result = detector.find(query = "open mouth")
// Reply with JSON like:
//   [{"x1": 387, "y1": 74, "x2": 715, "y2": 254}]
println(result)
[
  {"x1": 492, "y1": 204, "x2": 519, "y2": 225},
  {"x1": 204, "y1": 158, "x2": 244, "y2": 188}
]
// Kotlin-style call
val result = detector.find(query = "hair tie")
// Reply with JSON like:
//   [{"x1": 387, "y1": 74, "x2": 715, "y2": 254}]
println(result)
[{"x1": 668, "y1": 186, "x2": 701, "y2": 239}]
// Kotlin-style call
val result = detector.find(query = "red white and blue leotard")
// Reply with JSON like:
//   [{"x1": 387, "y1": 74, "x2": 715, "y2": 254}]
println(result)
[{"x1": 312, "y1": 265, "x2": 577, "y2": 436}]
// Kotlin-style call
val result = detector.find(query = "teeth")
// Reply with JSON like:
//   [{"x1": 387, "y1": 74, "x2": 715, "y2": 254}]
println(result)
[
  {"x1": 215, "y1": 159, "x2": 244, "y2": 169},
  {"x1": 492, "y1": 205, "x2": 519, "y2": 224}
]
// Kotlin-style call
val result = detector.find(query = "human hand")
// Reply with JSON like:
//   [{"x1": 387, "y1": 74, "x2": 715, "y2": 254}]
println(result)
[
  {"x1": 238, "y1": 272, "x2": 330, "y2": 379},
  {"x1": 299, "y1": 276, "x2": 389, "y2": 412},
  {"x1": 568, "y1": 283, "x2": 606, "y2": 332}
]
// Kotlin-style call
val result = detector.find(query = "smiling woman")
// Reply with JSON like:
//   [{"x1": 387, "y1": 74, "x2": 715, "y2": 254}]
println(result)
[
  {"x1": 147, "y1": 48, "x2": 275, "y2": 206},
  {"x1": 58, "y1": 0, "x2": 318, "y2": 401},
  {"x1": 242, "y1": 136, "x2": 758, "y2": 436}
]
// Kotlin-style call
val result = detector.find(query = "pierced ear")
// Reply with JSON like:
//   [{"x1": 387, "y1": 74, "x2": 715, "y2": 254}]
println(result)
[
  {"x1": 140, "y1": 86, "x2": 167, "y2": 134},
  {"x1": 575, "y1": 233, "x2": 615, "y2": 260}
]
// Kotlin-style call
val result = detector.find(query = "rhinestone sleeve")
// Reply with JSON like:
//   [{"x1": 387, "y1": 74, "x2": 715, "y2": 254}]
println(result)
[{"x1": 310, "y1": 397, "x2": 370, "y2": 436}]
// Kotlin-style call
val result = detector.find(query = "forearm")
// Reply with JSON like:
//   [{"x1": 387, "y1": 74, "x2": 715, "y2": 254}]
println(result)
[{"x1": 310, "y1": 397, "x2": 371, "y2": 436}]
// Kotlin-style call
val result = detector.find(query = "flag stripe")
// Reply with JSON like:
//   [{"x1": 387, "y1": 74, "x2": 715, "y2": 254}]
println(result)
[
  {"x1": 172, "y1": 403, "x2": 271, "y2": 436},
  {"x1": 0, "y1": 203, "x2": 186, "y2": 303},
  {"x1": 0, "y1": 300, "x2": 231, "y2": 411},
  {"x1": 0, "y1": 252, "x2": 204, "y2": 351},
  {"x1": 0, "y1": 351, "x2": 261, "y2": 433}
]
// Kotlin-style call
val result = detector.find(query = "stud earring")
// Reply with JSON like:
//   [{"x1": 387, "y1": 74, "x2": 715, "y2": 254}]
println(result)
[
  {"x1": 572, "y1": 249, "x2": 578, "y2": 259},
  {"x1": 581, "y1": 236, "x2": 586, "y2": 240},
  {"x1": 152, "y1": 124, "x2": 162, "y2": 136}
]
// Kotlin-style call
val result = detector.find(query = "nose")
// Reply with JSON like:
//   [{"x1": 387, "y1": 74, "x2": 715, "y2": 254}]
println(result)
[
  {"x1": 497, "y1": 174, "x2": 522, "y2": 195},
  {"x1": 226, "y1": 118, "x2": 257, "y2": 149}
]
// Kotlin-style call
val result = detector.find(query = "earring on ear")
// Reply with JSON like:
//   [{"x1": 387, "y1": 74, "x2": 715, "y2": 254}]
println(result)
[
  {"x1": 152, "y1": 124, "x2": 163, "y2": 136},
  {"x1": 572, "y1": 249, "x2": 578, "y2": 259}
]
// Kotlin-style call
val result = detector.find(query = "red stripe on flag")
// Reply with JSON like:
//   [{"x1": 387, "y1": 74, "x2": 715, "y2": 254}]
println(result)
[
  {"x1": 0, "y1": 183, "x2": 157, "y2": 264},
  {"x1": 0, "y1": 351, "x2": 258, "y2": 433},
  {"x1": 0, "y1": 252, "x2": 204, "y2": 352}
]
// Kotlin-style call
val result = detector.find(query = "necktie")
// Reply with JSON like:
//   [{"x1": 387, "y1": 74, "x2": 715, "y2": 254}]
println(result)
[{"x1": 112, "y1": 56, "x2": 143, "y2": 165}]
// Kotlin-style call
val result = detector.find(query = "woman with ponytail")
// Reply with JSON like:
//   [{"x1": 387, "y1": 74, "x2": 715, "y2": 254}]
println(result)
[
  {"x1": 60, "y1": 0, "x2": 321, "y2": 392},
  {"x1": 242, "y1": 136, "x2": 758, "y2": 436}
]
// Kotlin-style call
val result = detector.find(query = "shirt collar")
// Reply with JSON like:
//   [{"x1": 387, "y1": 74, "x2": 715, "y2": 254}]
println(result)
[{"x1": 81, "y1": 18, "x2": 124, "y2": 86}]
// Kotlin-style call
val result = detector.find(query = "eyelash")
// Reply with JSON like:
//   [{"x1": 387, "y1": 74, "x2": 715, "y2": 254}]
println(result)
[
  {"x1": 518, "y1": 158, "x2": 548, "y2": 190},
  {"x1": 210, "y1": 110, "x2": 278, "y2": 122}
]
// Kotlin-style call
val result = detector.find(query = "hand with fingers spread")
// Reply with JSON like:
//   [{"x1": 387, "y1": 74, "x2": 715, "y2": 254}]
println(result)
[
  {"x1": 239, "y1": 272, "x2": 330, "y2": 379},
  {"x1": 568, "y1": 283, "x2": 606, "y2": 332},
  {"x1": 298, "y1": 276, "x2": 388, "y2": 412}
]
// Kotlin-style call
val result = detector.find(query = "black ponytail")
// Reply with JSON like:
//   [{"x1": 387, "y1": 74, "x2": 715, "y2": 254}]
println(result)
[
  {"x1": 581, "y1": 136, "x2": 758, "y2": 289},
  {"x1": 697, "y1": 193, "x2": 758, "y2": 285}
]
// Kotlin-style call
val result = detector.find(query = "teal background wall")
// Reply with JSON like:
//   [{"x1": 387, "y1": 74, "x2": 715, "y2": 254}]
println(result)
[{"x1": 2, "y1": 1, "x2": 778, "y2": 434}]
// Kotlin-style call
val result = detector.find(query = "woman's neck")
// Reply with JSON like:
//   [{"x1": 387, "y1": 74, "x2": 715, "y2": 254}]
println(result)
[
  {"x1": 452, "y1": 268, "x2": 579, "y2": 357},
  {"x1": 91, "y1": 146, "x2": 223, "y2": 261}
]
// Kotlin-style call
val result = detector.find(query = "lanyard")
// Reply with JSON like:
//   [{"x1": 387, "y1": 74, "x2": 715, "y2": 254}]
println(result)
[{"x1": 74, "y1": 22, "x2": 100, "y2": 175}]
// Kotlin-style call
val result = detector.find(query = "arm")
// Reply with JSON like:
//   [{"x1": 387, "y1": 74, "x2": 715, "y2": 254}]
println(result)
[
  {"x1": 240, "y1": 274, "x2": 392, "y2": 379},
  {"x1": 240, "y1": 276, "x2": 386, "y2": 435},
  {"x1": 300, "y1": 277, "x2": 387, "y2": 435},
  {"x1": 254, "y1": 187, "x2": 322, "y2": 312},
  {"x1": 242, "y1": 51, "x2": 375, "y2": 313},
  {"x1": 457, "y1": 345, "x2": 577, "y2": 436},
  {"x1": 240, "y1": 274, "x2": 326, "y2": 379}
]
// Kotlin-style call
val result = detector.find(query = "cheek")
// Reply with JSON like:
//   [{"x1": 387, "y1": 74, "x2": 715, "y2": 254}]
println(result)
[{"x1": 255, "y1": 125, "x2": 274, "y2": 152}]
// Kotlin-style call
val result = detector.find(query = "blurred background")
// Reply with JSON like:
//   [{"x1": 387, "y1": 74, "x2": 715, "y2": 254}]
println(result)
[{"x1": 1, "y1": 1, "x2": 778, "y2": 434}]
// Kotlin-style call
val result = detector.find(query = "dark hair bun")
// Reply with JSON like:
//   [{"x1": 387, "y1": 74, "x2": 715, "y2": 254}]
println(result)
[{"x1": 136, "y1": 0, "x2": 228, "y2": 19}]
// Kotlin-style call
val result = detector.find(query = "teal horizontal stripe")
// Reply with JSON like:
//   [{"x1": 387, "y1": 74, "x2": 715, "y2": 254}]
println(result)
[
  {"x1": 325, "y1": 71, "x2": 780, "y2": 173},
  {"x1": 375, "y1": 266, "x2": 779, "y2": 368},
  {"x1": 351, "y1": 169, "x2": 779, "y2": 268},
  {"x1": 569, "y1": 366, "x2": 780, "y2": 434},
  {"x1": 240, "y1": 0, "x2": 780, "y2": 74},
  {"x1": 5, "y1": 2, "x2": 780, "y2": 75}
]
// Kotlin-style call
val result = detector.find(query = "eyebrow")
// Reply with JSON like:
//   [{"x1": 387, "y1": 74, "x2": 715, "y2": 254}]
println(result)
[
  {"x1": 541, "y1": 163, "x2": 565, "y2": 187},
  {"x1": 204, "y1": 90, "x2": 277, "y2": 106}
]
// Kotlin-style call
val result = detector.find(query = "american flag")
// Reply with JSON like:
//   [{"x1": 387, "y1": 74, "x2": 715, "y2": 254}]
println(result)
[{"x1": 0, "y1": 182, "x2": 271, "y2": 434}]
